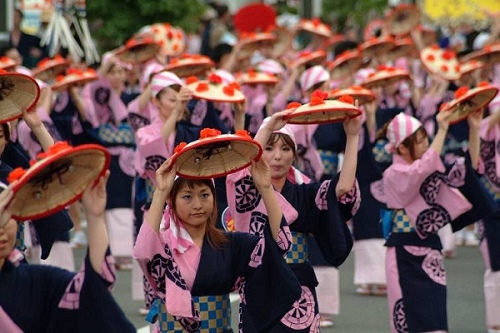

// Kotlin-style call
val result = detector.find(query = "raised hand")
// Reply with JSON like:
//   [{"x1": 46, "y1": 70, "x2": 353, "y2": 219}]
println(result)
[
  {"x1": 250, "y1": 158, "x2": 272, "y2": 191},
  {"x1": 82, "y1": 170, "x2": 110, "y2": 218},
  {"x1": 0, "y1": 183, "x2": 15, "y2": 228},
  {"x1": 155, "y1": 158, "x2": 177, "y2": 193}
]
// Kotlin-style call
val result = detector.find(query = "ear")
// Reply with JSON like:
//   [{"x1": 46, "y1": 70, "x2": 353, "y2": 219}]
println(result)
[
  {"x1": 397, "y1": 144, "x2": 409, "y2": 157},
  {"x1": 151, "y1": 96, "x2": 160, "y2": 108}
]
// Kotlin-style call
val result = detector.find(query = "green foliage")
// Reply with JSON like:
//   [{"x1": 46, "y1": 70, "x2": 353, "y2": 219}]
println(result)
[
  {"x1": 86, "y1": 0, "x2": 205, "y2": 51},
  {"x1": 322, "y1": 0, "x2": 388, "y2": 30}
]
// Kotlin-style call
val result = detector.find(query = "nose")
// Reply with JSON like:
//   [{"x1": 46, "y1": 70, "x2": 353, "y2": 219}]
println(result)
[{"x1": 192, "y1": 196, "x2": 203, "y2": 210}]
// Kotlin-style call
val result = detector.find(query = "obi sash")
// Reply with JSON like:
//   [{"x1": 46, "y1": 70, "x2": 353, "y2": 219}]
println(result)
[
  {"x1": 391, "y1": 209, "x2": 415, "y2": 233},
  {"x1": 317, "y1": 149, "x2": 339, "y2": 176},
  {"x1": 284, "y1": 232, "x2": 308, "y2": 264}
]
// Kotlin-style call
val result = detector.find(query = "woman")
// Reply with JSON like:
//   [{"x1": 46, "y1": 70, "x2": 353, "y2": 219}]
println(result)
[
  {"x1": 0, "y1": 172, "x2": 136, "y2": 332},
  {"x1": 226, "y1": 109, "x2": 361, "y2": 332},
  {"x1": 134, "y1": 157, "x2": 301, "y2": 332}
]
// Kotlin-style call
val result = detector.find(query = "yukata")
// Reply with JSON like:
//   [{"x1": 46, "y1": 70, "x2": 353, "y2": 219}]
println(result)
[
  {"x1": 240, "y1": 84, "x2": 268, "y2": 136},
  {"x1": 51, "y1": 90, "x2": 89, "y2": 146},
  {"x1": 0, "y1": 249, "x2": 135, "y2": 333},
  {"x1": 127, "y1": 95, "x2": 158, "y2": 133},
  {"x1": 288, "y1": 123, "x2": 324, "y2": 182},
  {"x1": 477, "y1": 118, "x2": 500, "y2": 329},
  {"x1": 82, "y1": 77, "x2": 136, "y2": 261},
  {"x1": 226, "y1": 168, "x2": 358, "y2": 332},
  {"x1": 134, "y1": 207, "x2": 301, "y2": 332},
  {"x1": 382, "y1": 147, "x2": 497, "y2": 333}
]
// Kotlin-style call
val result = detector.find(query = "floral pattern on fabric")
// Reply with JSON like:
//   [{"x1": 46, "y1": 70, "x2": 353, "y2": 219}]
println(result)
[
  {"x1": 281, "y1": 286, "x2": 316, "y2": 330},
  {"x1": 234, "y1": 175, "x2": 262, "y2": 213},
  {"x1": 393, "y1": 298, "x2": 408, "y2": 333},
  {"x1": 422, "y1": 250, "x2": 446, "y2": 285}
]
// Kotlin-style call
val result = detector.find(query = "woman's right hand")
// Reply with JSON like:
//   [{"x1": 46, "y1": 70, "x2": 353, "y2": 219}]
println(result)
[
  {"x1": 0, "y1": 183, "x2": 15, "y2": 229},
  {"x1": 436, "y1": 108, "x2": 454, "y2": 132},
  {"x1": 155, "y1": 158, "x2": 177, "y2": 193},
  {"x1": 266, "y1": 109, "x2": 294, "y2": 131}
]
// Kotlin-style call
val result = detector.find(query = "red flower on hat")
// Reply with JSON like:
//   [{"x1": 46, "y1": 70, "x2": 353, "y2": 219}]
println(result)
[
  {"x1": 339, "y1": 95, "x2": 354, "y2": 105},
  {"x1": 485, "y1": 45, "x2": 491, "y2": 52},
  {"x1": 455, "y1": 86, "x2": 469, "y2": 99},
  {"x1": 431, "y1": 44, "x2": 440, "y2": 50},
  {"x1": 235, "y1": 129, "x2": 251, "y2": 139},
  {"x1": 312, "y1": 18, "x2": 322, "y2": 27},
  {"x1": 426, "y1": 54, "x2": 435, "y2": 61},
  {"x1": 478, "y1": 81, "x2": 489, "y2": 87},
  {"x1": 368, "y1": 72, "x2": 376, "y2": 78},
  {"x1": 441, "y1": 65, "x2": 449, "y2": 72},
  {"x1": 200, "y1": 128, "x2": 221, "y2": 139},
  {"x1": 7, "y1": 167, "x2": 27, "y2": 183},
  {"x1": 169, "y1": 58, "x2": 179, "y2": 65},
  {"x1": 35, "y1": 141, "x2": 71, "y2": 161},
  {"x1": 455, "y1": 65, "x2": 461, "y2": 72},
  {"x1": 229, "y1": 82, "x2": 240, "y2": 91},
  {"x1": 351, "y1": 86, "x2": 363, "y2": 90},
  {"x1": 67, "y1": 68, "x2": 84, "y2": 76},
  {"x1": 310, "y1": 96, "x2": 326, "y2": 106},
  {"x1": 56, "y1": 75, "x2": 65, "y2": 82},
  {"x1": 223, "y1": 85, "x2": 235, "y2": 96},
  {"x1": 439, "y1": 102, "x2": 449, "y2": 111},
  {"x1": 37, "y1": 57, "x2": 51, "y2": 68},
  {"x1": 0, "y1": 57, "x2": 11, "y2": 63},
  {"x1": 330, "y1": 88, "x2": 340, "y2": 94},
  {"x1": 208, "y1": 73, "x2": 222, "y2": 84},
  {"x1": 286, "y1": 102, "x2": 301, "y2": 109},
  {"x1": 377, "y1": 65, "x2": 388, "y2": 71},
  {"x1": 196, "y1": 83, "x2": 209, "y2": 92},
  {"x1": 167, "y1": 30, "x2": 174, "y2": 39},
  {"x1": 248, "y1": 70, "x2": 257, "y2": 78},
  {"x1": 174, "y1": 142, "x2": 187, "y2": 154},
  {"x1": 441, "y1": 50, "x2": 455, "y2": 61},
  {"x1": 186, "y1": 76, "x2": 198, "y2": 85}
]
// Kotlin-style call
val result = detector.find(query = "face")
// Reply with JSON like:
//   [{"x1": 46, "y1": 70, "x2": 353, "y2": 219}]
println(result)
[
  {"x1": 155, "y1": 87, "x2": 178, "y2": 120},
  {"x1": 0, "y1": 126, "x2": 7, "y2": 156},
  {"x1": 263, "y1": 136, "x2": 294, "y2": 181},
  {"x1": 174, "y1": 183, "x2": 214, "y2": 230},
  {"x1": 412, "y1": 130, "x2": 430, "y2": 160},
  {"x1": 106, "y1": 65, "x2": 127, "y2": 90},
  {"x1": 0, "y1": 219, "x2": 17, "y2": 268}
]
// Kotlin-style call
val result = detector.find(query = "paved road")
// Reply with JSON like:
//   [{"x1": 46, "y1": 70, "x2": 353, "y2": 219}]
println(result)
[{"x1": 74, "y1": 244, "x2": 486, "y2": 332}]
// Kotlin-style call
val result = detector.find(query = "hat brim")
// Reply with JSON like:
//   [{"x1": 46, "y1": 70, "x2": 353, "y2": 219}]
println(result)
[
  {"x1": 361, "y1": 72, "x2": 411, "y2": 89},
  {"x1": 116, "y1": 43, "x2": 160, "y2": 64},
  {"x1": 186, "y1": 81, "x2": 245, "y2": 103},
  {"x1": 238, "y1": 36, "x2": 277, "y2": 58},
  {"x1": 297, "y1": 23, "x2": 331, "y2": 38},
  {"x1": 329, "y1": 56, "x2": 363, "y2": 80},
  {"x1": 51, "y1": 74, "x2": 98, "y2": 92},
  {"x1": 172, "y1": 136, "x2": 263, "y2": 179},
  {"x1": 445, "y1": 87, "x2": 499, "y2": 124},
  {"x1": 285, "y1": 100, "x2": 362, "y2": 125},
  {"x1": 292, "y1": 52, "x2": 327, "y2": 68},
  {"x1": 164, "y1": 61, "x2": 214, "y2": 78},
  {"x1": 386, "y1": 43, "x2": 415, "y2": 61},
  {"x1": 0, "y1": 73, "x2": 40, "y2": 123},
  {"x1": 465, "y1": 48, "x2": 500, "y2": 66},
  {"x1": 329, "y1": 89, "x2": 376, "y2": 105},
  {"x1": 420, "y1": 48, "x2": 461, "y2": 81},
  {"x1": 361, "y1": 41, "x2": 395, "y2": 59},
  {"x1": 10, "y1": 144, "x2": 110, "y2": 220},
  {"x1": 240, "y1": 74, "x2": 278, "y2": 85},
  {"x1": 32, "y1": 60, "x2": 70, "y2": 81},
  {"x1": 385, "y1": 6, "x2": 421, "y2": 36}
]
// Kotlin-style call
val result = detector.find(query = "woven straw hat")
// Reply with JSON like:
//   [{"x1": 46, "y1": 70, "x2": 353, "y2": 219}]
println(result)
[
  {"x1": 291, "y1": 50, "x2": 327, "y2": 69},
  {"x1": 7, "y1": 142, "x2": 110, "y2": 220},
  {"x1": 31, "y1": 55, "x2": 70, "y2": 82},
  {"x1": 0, "y1": 70, "x2": 40, "y2": 123},
  {"x1": 458, "y1": 59, "x2": 485, "y2": 76},
  {"x1": 237, "y1": 32, "x2": 277, "y2": 59},
  {"x1": 284, "y1": 91, "x2": 362, "y2": 124},
  {"x1": 116, "y1": 35, "x2": 160, "y2": 64},
  {"x1": 171, "y1": 129, "x2": 262, "y2": 179},
  {"x1": 185, "y1": 74, "x2": 245, "y2": 103},
  {"x1": 329, "y1": 86, "x2": 376, "y2": 105},
  {"x1": 237, "y1": 69, "x2": 279, "y2": 85},
  {"x1": 297, "y1": 18, "x2": 332, "y2": 38},
  {"x1": 327, "y1": 49, "x2": 363, "y2": 80},
  {"x1": 386, "y1": 37, "x2": 416, "y2": 62},
  {"x1": 464, "y1": 43, "x2": 500, "y2": 66},
  {"x1": 143, "y1": 23, "x2": 186, "y2": 56},
  {"x1": 360, "y1": 65, "x2": 411, "y2": 89},
  {"x1": 359, "y1": 35, "x2": 395, "y2": 59},
  {"x1": 51, "y1": 68, "x2": 98, "y2": 92},
  {"x1": 420, "y1": 45, "x2": 461, "y2": 81},
  {"x1": 0, "y1": 57, "x2": 17, "y2": 71},
  {"x1": 163, "y1": 54, "x2": 214, "y2": 78},
  {"x1": 440, "y1": 83, "x2": 498, "y2": 124},
  {"x1": 271, "y1": 27, "x2": 294, "y2": 58},
  {"x1": 385, "y1": 4, "x2": 421, "y2": 36}
]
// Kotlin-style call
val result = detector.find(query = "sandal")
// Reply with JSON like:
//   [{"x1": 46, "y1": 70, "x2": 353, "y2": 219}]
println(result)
[
  {"x1": 356, "y1": 284, "x2": 371, "y2": 295},
  {"x1": 320, "y1": 318, "x2": 334, "y2": 328},
  {"x1": 371, "y1": 285, "x2": 387, "y2": 296}
]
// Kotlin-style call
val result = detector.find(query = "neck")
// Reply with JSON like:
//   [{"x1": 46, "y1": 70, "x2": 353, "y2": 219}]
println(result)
[
  {"x1": 271, "y1": 176, "x2": 286, "y2": 192},
  {"x1": 183, "y1": 223, "x2": 206, "y2": 248}
]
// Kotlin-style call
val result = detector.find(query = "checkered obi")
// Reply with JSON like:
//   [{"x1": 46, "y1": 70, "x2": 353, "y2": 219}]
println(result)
[
  {"x1": 284, "y1": 232, "x2": 308, "y2": 264},
  {"x1": 480, "y1": 176, "x2": 500, "y2": 202},
  {"x1": 16, "y1": 222, "x2": 25, "y2": 252},
  {"x1": 372, "y1": 140, "x2": 392, "y2": 164},
  {"x1": 318, "y1": 150, "x2": 338, "y2": 176},
  {"x1": 153, "y1": 294, "x2": 232, "y2": 332},
  {"x1": 391, "y1": 209, "x2": 415, "y2": 233}
]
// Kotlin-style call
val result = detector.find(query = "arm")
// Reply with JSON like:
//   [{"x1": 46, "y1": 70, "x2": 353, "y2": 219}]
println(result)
[
  {"x1": 233, "y1": 100, "x2": 246, "y2": 132},
  {"x1": 146, "y1": 158, "x2": 176, "y2": 233},
  {"x1": 22, "y1": 107, "x2": 54, "y2": 151},
  {"x1": 430, "y1": 108, "x2": 453, "y2": 155},
  {"x1": 336, "y1": 113, "x2": 361, "y2": 197},
  {"x1": 81, "y1": 171, "x2": 110, "y2": 273},
  {"x1": 136, "y1": 84, "x2": 153, "y2": 113},
  {"x1": 160, "y1": 87, "x2": 193, "y2": 141},
  {"x1": 69, "y1": 86, "x2": 87, "y2": 122},
  {"x1": 467, "y1": 108, "x2": 484, "y2": 169},
  {"x1": 0, "y1": 182, "x2": 15, "y2": 229},
  {"x1": 250, "y1": 158, "x2": 282, "y2": 241},
  {"x1": 254, "y1": 109, "x2": 293, "y2": 147}
]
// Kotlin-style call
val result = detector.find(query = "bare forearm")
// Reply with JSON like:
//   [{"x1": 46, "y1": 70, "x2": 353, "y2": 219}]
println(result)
[
  {"x1": 31, "y1": 125, "x2": 55, "y2": 151},
  {"x1": 468, "y1": 127, "x2": 480, "y2": 169},
  {"x1": 430, "y1": 128, "x2": 447, "y2": 155},
  {"x1": 147, "y1": 190, "x2": 168, "y2": 233},
  {"x1": 336, "y1": 133, "x2": 358, "y2": 197},
  {"x1": 87, "y1": 212, "x2": 109, "y2": 273}
]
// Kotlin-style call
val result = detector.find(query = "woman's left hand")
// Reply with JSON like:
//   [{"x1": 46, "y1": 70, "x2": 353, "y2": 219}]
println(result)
[
  {"x1": 250, "y1": 158, "x2": 272, "y2": 191},
  {"x1": 82, "y1": 171, "x2": 110, "y2": 217},
  {"x1": 22, "y1": 107, "x2": 42, "y2": 129},
  {"x1": 0, "y1": 183, "x2": 15, "y2": 229},
  {"x1": 467, "y1": 107, "x2": 484, "y2": 130},
  {"x1": 343, "y1": 100, "x2": 363, "y2": 136}
]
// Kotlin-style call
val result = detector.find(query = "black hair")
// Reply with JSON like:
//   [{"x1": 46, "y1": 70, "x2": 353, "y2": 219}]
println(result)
[{"x1": 211, "y1": 43, "x2": 233, "y2": 65}]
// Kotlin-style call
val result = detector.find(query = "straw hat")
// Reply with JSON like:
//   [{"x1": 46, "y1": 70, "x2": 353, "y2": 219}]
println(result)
[
  {"x1": 51, "y1": 68, "x2": 98, "y2": 92},
  {"x1": 31, "y1": 55, "x2": 70, "y2": 82},
  {"x1": 329, "y1": 86, "x2": 376, "y2": 105},
  {"x1": 418, "y1": 25, "x2": 437, "y2": 47},
  {"x1": 326, "y1": 49, "x2": 363, "y2": 80},
  {"x1": 163, "y1": 54, "x2": 214, "y2": 78},
  {"x1": 359, "y1": 35, "x2": 395, "y2": 59},
  {"x1": 185, "y1": 74, "x2": 245, "y2": 103},
  {"x1": 458, "y1": 59, "x2": 485, "y2": 77},
  {"x1": 323, "y1": 34, "x2": 345, "y2": 52},
  {"x1": 363, "y1": 19, "x2": 386, "y2": 41},
  {"x1": 284, "y1": 90, "x2": 362, "y2": 124},
  {"x1": 0, "y1": 56, "x2": 16, "y2": 71},
  {"x1": 140, "y1": 23, "x2": 186, "y2": 57},
  {"x1": 385, "y1": 37, "x2": 416, "y2": 62},
  {"x1": 116, "y1": 35, "x2": 160, "y2": 64},
  {"x1": 0, "y1": 70, "x2": 40, "y2": 123},
  {"x1": 291, "y1": 50, "x2": 327, "y2": 69},
  {"x1": 171, "y1": 128, "x2": 262, "y2": 179},
  {"x1": 360, "y1": 65, "x2": 411, "y2": 89},
  {"x1": 236, "y1": 69, "x2": 279, "y2": 85},
  {"x1": 237, "y1": 32, "x2": 277, "y2": 59},
  {"x1": 297, "y1": 18, "x2": 332, "y2": 38},
  {"x1": 271, "y1": 27, "x2": 293, "y2": 58},
  {"x1": 420, "y1": 45, "x2": 461, "y2": 81},
  {"x1": 385, "y1": 4, "x2": 421, "y2": 36},
  {"x1": 6, "y1": 141, "x2": 110, "y2": 220},
  {"x1": 439, "y1": 82, "x2": 499, "y2": 124},
  {"x1": 464, "y1": 43, "x2": 500, "y2": 66}
]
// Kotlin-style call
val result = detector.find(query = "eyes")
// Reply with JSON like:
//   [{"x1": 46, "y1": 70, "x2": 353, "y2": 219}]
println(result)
[
  {"x1": 264, "y1": 145, "x2": 291, "y2": 152},
  {"x1": 180, "y1": 192, "x2": 211, "y2": 200}
]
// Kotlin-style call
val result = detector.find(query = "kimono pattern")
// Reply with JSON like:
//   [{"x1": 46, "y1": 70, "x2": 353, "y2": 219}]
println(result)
[{"x1": 0, "y1": 249, "x2": 135, "y2": 333}]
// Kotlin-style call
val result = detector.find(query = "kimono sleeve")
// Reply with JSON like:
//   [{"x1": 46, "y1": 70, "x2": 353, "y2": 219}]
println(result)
[{"x1": 135, "y1": 125, "x2": 172, "y2": 182}]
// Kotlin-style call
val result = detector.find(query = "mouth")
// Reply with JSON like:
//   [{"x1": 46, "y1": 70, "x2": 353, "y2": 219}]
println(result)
[{"x1": 191, "y1": 213, "x2": 206, "y2": 218}]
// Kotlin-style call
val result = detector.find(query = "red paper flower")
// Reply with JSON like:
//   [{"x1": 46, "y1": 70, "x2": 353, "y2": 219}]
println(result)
[
  {"x1": 186, "y1": 76, "x2": 198, "y2": 85},
  {"x1": 439, "y1": 102, "x2": 448, "y2": 111},
  {"x1": 455, "y1": 65, "x2": 461, "y2": 72},
  {"x1": 426, "y1": 54, "x2": 435, "y2": 62},
  {"x1": 454, "y1": 86, "x2": 469, "y2": 99},
  {"x1": 208, "y1": 73, "x2": 222, "y2": 84},
  {"x1": 310, "y1": 96, "x2": 325, "y2": 106},
  {"x1": 37, "y1": 57, "x2": 51, "y2": 68},
  {"x1": 0, "y1": 56, "x2": 11, "y2": 63},
  {"x1": 351, "y1": 86, "x2": 363, "y2": 91},
  {"x1": 67, "y1": 68, "x2": 83, "y2": 76},
  {"x1": 56, "y1": 75, "x2": 65, "y2": 82},
  {"x1": 330, "y1": 88, "x2": 341, "y2": 94},
  {"x1": 478, "y1": 81, "x2": 489, "y2": 87},
  {"x1": 431, "y1": 44, "x2": 440, "y2": 50},
  {"x1": 229, "y1": 82, "x2": 240, "y2": 91},
  {"x1": 7, "y1": 167, "x2": 26, "y2": 183},
  {"x1": 441, "y1": 65, "x2": 449, "y2": 72},
  {"x1": 368, "y1": 72, "x2": 376, "y2": 78},
  {"x1": 174, "y1": 142, "x2": 187, "y2": 154},
  {"x1": 311, "y1": 90, "x2": 328, "y2": 100},
  {"x1": 235, "y1": 129, "x2": 251, "y2": 139},
  {"x1": 223, "y1": 86, "x2": 235, "y2": 96},
  {"x1": 169, "y1": 58, "x2": 179, "y2": 65},
  {"x1": 485, "y1": 45, "x2": 492, "y2": 52},
  {"x1": 441, "y1": 50, "x2": 454, "y2": 61},
  {"x1": 167, "y1": 31, "x2": 174, "y2": 39},
  {"x1": 196, "y1": 82, "x2": 209, "y2": 92},
  {"x1": 248, "y1": 70, "x2": 257, "y2": 78},
  {"x1": 200, "y1": 128, "x2": 222, "y2": 139},
  {"x1": 339, "y1": 95, "x2": 354, "y2": 105},
  {"x1": 312, "y1": 18, "x2": 321, "y2": 27},
  {"x1": 286, "y1": 102, "x2": 301, "y2": 109}
]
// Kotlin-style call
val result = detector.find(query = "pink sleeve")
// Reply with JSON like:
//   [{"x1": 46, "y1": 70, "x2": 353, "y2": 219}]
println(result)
[
  {"x1": 383, "y1": 148, "x2": 445, "y2": 208},
  {"x1": 135, "y1": 126, "x2": 173, "y2": 182},
  {"x1": 81, "y1": 84, "x2": 99, "y2": 128},
  {"x1": 272, "y1": 91, "x2": 287, "y2": 112},
  {"x1": 416, "y1": 93, "x2": 439, "y2": 120},
  {"x1": 127, "y1": 96, "x2": 141, "y2": 114}
]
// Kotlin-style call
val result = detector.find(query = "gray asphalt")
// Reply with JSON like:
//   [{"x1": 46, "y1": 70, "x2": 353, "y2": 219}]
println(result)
[{"x1": 74, "y1": 244, "x2": 486, "y2": 332}]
